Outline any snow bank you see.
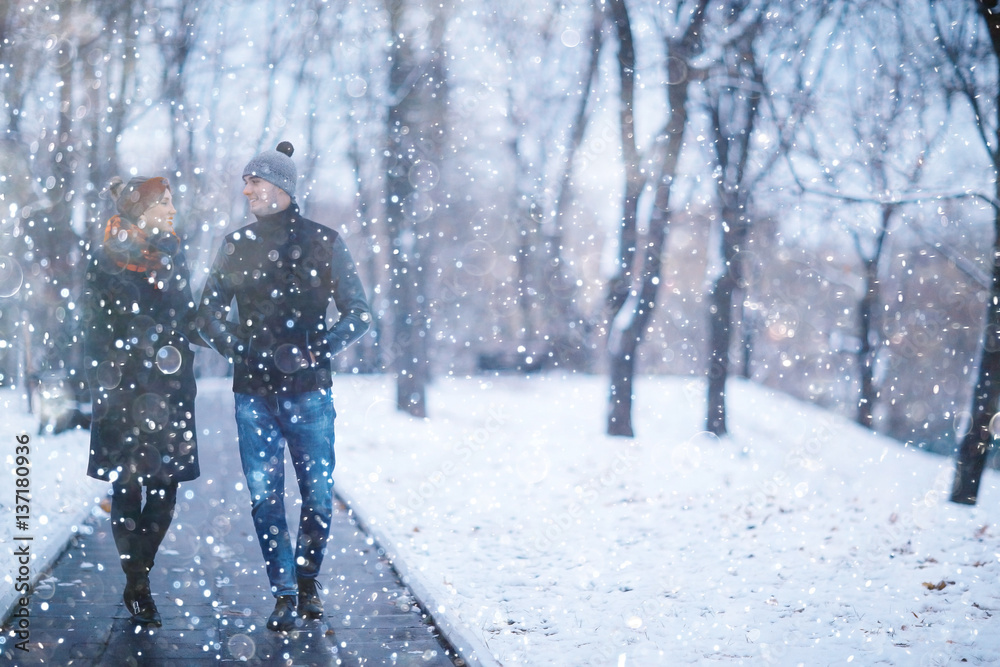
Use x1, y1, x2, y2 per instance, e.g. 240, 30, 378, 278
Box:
0, 390, 104, 620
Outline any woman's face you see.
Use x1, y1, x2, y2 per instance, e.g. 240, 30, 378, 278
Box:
140, 188, 176, 235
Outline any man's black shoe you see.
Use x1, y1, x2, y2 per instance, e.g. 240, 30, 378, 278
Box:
297, 577, 324, 619
267, 595, 298, 632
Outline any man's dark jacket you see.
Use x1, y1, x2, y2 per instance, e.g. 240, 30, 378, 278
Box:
197, 203, 371, 396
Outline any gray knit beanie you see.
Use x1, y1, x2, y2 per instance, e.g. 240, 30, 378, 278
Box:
243, 141, 297, 197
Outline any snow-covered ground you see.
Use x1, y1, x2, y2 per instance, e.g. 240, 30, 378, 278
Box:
3, 373, 999, 666
329, 373, 1000, 666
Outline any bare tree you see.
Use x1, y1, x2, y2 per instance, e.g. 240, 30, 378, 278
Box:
702, 6, 769, 436
0, 0, 144, 415
85, 0, 142, 248
545, 0, 606, 370
606, 0, 709, 437
841, 6, 949, 430
153, 0, 206, 255
602, 0, 642, 335
335, 2, 386, 374
383, 0, 450, 416
782, 2, 949, 429
945, 0, 1000, 504
487, 0, 603, 370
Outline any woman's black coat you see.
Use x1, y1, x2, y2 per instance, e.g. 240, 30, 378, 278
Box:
82, 242, 201, 485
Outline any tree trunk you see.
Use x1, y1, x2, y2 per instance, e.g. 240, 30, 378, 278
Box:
383, 0, 446, 417
856, 254, 879, 429
603, 0, 642, 328
542, 0, 604, 371
706, 214, 743, 436
851, 182, 893, 430
607, 0, 708, 436
604, 0, 640, 436
741, 303, 757, 380
704, 23, 760, 436
607, 212, 670, 437
385, 48, 428, 416
347, 138, 382, 374
36, 22, 80, 375
951, 254, 1000, 504
950, 0, 1000, 504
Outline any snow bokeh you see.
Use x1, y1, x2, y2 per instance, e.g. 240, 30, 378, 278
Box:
1, 1, 998, 664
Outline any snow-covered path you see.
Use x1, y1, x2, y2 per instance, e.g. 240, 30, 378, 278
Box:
1, 385, 461, 665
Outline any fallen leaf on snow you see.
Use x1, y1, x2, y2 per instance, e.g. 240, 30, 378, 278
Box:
922, 580, 952, 591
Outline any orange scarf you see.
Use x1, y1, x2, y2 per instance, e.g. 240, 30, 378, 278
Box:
103, 215, 179, 273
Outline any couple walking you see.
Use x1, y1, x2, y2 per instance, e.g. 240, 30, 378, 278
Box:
82, 143, 371, 632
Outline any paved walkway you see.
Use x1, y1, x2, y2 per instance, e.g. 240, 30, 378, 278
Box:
1, 389, 463, 666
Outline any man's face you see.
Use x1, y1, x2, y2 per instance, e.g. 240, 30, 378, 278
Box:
242, 176, 290, 216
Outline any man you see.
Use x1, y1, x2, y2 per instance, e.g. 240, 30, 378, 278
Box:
198, 141, 371, 631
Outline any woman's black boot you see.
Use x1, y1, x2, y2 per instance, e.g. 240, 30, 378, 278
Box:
123, 572, 162, 627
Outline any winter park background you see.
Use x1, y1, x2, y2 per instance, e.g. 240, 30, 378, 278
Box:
1, 1, 1000, 665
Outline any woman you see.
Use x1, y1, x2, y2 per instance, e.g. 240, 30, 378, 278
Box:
83, 176, 201, 627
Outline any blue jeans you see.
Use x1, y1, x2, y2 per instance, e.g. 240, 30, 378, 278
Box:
235, 390, 336, 597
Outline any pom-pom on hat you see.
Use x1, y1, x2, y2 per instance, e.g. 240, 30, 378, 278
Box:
242, 141, 297, 197
109, 176, 171, 223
